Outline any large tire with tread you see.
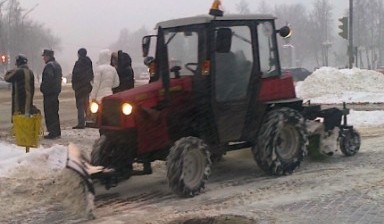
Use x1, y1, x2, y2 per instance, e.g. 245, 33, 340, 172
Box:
91, 135, 110, 166
167, 137, 212, 197
340, 128, 360, 156
253, 107, 307, 176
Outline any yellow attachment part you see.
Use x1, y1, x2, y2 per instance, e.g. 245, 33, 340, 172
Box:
13, 114, 42, 149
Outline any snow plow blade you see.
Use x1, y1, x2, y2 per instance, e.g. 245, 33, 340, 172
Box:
66, 143, 117, 194
66, 143, 101, 195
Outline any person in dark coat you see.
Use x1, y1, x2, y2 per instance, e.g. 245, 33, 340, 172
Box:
71, 48, 94, 129
40, 49, 62, 139
112, 50, 134, 93
4, 54, 35, 117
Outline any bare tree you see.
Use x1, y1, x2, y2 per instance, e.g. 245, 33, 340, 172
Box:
257, 0, 272, 14
308, 0, 333, 67
354, 0, 383, 69
236, 0, 250, 15
274, 4, 312, 68
109, 26, 150, 66
0, 0, 8, 57
378, 1, 384, 67
1, 0, 60, 75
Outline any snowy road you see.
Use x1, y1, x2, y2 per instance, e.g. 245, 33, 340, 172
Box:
80, 128, 384, 223
3, 127, 382, 224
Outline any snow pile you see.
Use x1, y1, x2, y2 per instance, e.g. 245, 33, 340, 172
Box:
296, 67, 384, 104
0, 143, 93, 222
0, 142, 66, 178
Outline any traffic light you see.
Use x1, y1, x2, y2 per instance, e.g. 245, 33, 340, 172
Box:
1, 54, 6, 64
338, 17, 348, 40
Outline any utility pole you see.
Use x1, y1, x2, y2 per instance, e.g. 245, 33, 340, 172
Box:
20, 3, 38, 74
348, 0, 354, 68
0, 0, 9, 64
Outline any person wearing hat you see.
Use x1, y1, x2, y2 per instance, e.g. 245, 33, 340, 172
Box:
71, 48, 94, 129
112, 50, 135, 93
40, 49, 62, 139
4, 54, 36, 117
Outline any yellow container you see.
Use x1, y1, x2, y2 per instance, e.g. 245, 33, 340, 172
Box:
13, 114, 42, 148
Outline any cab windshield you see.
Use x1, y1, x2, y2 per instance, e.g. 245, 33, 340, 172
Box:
164, 30, 199, 77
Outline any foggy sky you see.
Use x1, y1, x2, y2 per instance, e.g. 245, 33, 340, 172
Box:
19, 0, 347, 73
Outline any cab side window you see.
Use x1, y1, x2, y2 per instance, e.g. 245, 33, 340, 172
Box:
258, 22, 279, 78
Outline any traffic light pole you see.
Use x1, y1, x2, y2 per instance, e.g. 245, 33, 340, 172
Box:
348, 0, 353, 68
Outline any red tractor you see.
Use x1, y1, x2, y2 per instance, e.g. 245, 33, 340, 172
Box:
67, 5, 360, 197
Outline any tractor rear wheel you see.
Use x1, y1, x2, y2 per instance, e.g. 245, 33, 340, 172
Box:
167, 137, 212, 197
253, 107, 307, 176
340, 128, 360, 156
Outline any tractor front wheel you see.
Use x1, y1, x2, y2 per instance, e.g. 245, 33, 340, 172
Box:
167, 137, 212, 197
91, 135, 110, 166
340, 128, 360, 156
253, 107, 307, 176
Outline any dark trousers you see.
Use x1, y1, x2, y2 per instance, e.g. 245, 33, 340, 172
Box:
75, 93, 89, 126
43, 94, 61, 136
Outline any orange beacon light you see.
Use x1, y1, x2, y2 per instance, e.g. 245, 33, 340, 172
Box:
209, 0, 223, 17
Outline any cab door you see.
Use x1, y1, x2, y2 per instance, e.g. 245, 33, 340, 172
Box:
211, 24, 255, 143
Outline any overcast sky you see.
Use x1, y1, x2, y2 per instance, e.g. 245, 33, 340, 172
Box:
19, 0, 348, 73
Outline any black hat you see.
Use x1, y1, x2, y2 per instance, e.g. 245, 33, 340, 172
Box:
15, 54, 28, 66
78, 48, 87, 57
42, 49, 54, 57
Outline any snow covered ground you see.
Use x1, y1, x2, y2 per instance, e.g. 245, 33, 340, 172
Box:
1, 67, 384, 223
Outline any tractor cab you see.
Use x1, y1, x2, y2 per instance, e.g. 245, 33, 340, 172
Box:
142, 14, 293, 144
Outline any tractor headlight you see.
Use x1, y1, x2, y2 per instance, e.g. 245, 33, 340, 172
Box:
90, 101, 99, 114
122, 103, 133, 115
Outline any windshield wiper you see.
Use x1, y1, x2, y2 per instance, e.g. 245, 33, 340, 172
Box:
166, 32, 178, 45
232, 32, 251, 44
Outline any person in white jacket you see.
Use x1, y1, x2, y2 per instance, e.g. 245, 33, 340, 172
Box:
90, 49, 120, 102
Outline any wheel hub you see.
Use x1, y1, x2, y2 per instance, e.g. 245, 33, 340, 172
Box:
183, 150, 205, 189
276, 125, 299, 161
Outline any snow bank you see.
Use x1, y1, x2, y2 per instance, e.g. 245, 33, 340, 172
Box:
0, 143, 93, 222
349, 110, 384, 128
296, 67, 384, 104
0, 143, 66, 178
